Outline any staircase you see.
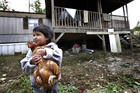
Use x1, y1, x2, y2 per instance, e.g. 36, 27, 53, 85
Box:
131, 34, 140, 48
120, 34, 140, 49
120, 36, 130, 49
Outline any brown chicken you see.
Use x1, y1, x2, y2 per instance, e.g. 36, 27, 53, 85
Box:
28, 41, 60, 90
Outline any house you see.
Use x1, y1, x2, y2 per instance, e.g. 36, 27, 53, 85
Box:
44, 0, 134, 53
0, 11, 49, 55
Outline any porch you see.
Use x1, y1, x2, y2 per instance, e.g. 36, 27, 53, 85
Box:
53, 7, 130, 33
52, 7, 131, 52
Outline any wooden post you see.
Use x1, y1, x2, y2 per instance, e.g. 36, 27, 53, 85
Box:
51, 0, 55, 27
123, 6, 127, 29
97, 0, 106, 52
51, 0, 55, 41
110, 13, 113, 28
125, 4, 130, 29
53, 31, 55, 42
97, 0, 103, 29
97, 34, 106, 52
102, 35, 106, 52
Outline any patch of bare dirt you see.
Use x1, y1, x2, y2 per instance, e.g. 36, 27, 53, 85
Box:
61, 51, 140, 92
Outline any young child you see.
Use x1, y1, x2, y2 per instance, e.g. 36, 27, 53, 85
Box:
20, 25, 63, 93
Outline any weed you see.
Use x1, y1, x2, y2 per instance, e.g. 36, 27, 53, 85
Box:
87, 83, 123, 93
104, 83, 124, 93
121, 76, 140, 88
58, 83, 77, 93
5, 75, 33, 93
2, 74, 77, 93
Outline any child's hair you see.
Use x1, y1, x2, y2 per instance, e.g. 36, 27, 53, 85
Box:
33, 25, 54, 44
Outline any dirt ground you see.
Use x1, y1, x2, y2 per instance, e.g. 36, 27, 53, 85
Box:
0, 49, 140, 92
61, 50, 140, 92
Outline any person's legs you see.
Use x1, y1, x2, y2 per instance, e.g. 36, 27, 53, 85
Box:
33, 86, 46, 93
33, 81, 58, 93
46, 81, 58, 93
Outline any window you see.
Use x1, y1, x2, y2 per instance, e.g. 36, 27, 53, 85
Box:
23, 17, 28, 29
39, 18, 43, 25
28, 18, 38, 30
23, 18, 43, 30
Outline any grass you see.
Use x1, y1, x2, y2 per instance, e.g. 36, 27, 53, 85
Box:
3, 76, 139, 93
0, 54, 77, 93
2, 75, 77, 93
0, 55, 24, 78
121, 76, 140, 89
5, 75, 33, 93
58, 83, 77, 93
86, 75, 140, 93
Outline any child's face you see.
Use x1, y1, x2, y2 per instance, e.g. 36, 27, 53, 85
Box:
33, 31, 49, 46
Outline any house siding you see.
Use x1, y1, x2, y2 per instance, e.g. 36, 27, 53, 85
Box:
0, 16, 49, 43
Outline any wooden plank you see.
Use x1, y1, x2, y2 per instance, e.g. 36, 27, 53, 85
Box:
54, 28, 87, 33
87, 31, 130, 35
0, 11, 46, 18
55, 32, 65, 43
97, 34, 103, 40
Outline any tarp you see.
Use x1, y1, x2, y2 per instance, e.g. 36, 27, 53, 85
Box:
65, 8, 76, 19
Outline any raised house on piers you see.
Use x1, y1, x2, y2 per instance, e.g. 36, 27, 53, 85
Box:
45, 0, 134, 53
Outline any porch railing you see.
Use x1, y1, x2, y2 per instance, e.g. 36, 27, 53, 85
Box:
54, 7, 129, 31
111, 15, 129, 30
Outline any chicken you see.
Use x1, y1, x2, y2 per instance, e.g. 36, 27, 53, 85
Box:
28, 41, 60, 90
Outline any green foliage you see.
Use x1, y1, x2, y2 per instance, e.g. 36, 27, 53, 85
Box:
88, 76, 140, 93
104, 83, 124, 93
58, 83, 77, 93
121, 76, 140, 88
132, 26, 140, 37
133, 26, 140, 31
4, 76, 77, 93
88, 83, 123, 93
0, 0, 10, 11
30, 0, 45, 13
5, 75, 33, 93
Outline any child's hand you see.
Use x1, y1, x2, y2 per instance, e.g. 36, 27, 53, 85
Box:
31, 49, 46, 65
31, 55, 42, 65
36, 49, 46, 56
